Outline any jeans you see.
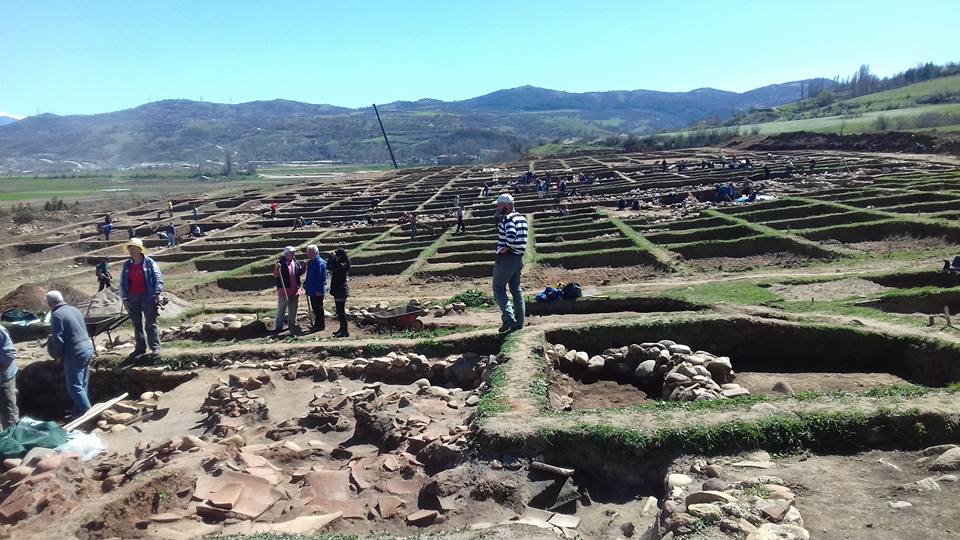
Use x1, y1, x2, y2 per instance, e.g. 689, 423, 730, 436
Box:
410, 224, 417, 239
456, 219, 465, 233
64, 350, 93, 419
276, 292, 299, 333
308, 294, 325, 329
128, 293, 160, 353
0, 377, 19, 430
167, 235, 176, 247
492, 253, 525, 329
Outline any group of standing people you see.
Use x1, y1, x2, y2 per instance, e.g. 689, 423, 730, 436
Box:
271, 245, 351, 338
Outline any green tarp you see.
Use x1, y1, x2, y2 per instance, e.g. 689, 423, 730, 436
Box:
0, 420, 69, 458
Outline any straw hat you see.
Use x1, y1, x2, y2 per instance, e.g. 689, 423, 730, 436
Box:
123, 237, 147, 254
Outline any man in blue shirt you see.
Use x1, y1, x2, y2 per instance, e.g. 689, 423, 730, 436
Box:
303, 244, 328, 332
0, 325, 19, 429
46, 291, 95, 419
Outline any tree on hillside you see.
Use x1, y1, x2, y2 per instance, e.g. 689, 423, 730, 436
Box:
223, 149, 233, 176
510, 141, 530, 159
815, 90, 835, 107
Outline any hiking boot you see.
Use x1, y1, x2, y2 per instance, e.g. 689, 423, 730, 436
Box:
498, 324, 515, 334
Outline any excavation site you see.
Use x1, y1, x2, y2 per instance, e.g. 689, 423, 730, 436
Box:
0, 147, 958, 540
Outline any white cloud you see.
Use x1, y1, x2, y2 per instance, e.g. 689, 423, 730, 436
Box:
0, 111, 26, 120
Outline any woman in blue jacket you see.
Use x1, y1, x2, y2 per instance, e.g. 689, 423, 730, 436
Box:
119, 238, 164, 358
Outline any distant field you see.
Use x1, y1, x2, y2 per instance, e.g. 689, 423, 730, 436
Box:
257, 164, 393, 176
529, 142, 613, 158
0, 173, 288, 203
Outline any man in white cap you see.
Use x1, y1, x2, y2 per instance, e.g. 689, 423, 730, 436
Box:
272, 246, 305, 336
46, 290, 95, 418
119, 238, 165, 358
492, 193, 528, 333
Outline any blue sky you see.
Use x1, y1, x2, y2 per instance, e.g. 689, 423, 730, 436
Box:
1, 0, 957, 117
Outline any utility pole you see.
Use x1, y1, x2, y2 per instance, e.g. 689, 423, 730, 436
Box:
373, 103, 399, 169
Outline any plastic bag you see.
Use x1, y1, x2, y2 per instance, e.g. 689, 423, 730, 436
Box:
55, 431, 107, 461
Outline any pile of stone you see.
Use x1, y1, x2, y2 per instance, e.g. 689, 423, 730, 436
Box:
433, 302, 467, 318
342, 351, 496, 387
0, 448, 90, 524
96, 435, 209, 493
300, 393, 353, 432
201, 373, 272, 434
547, 340, 749, 401
346, 301, 390, 322
91, 391, 163, 434
661, 454, 809, 539
162, 314, 267, 341
919, 443, 960, 473
281, 359, 331, 381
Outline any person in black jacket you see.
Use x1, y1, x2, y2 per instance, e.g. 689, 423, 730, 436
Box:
328, 248, 351, 338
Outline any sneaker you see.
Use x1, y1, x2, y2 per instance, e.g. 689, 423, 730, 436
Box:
498, 325, 515, 334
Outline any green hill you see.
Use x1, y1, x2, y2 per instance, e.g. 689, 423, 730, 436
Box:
732, 75, 960, 135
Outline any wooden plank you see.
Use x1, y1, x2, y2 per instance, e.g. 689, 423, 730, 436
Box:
64, 392, 129, 432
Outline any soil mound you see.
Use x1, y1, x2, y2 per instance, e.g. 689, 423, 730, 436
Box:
739, 131, 960, 155
0, 281, 89, 312
75, 289, 193, 318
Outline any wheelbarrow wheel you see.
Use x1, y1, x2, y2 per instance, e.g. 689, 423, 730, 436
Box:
408, 319, 424, 331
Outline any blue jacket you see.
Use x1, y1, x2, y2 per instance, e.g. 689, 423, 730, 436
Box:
49, 303, 94, 362
303, 257, 328, 296
0, 326, 17, 382
119, 256, 164, 299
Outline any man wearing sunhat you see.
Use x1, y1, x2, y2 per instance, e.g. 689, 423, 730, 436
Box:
492, 193, 528, 333
272, 246, 305, 337
119, 238, 165, 358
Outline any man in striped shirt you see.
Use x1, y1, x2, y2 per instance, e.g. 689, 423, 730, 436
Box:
493, 193, 528, 333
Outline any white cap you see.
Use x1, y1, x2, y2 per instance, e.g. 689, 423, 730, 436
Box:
45, 290, 64, 307
494, 193, 514, 205
283, 246, 296, 255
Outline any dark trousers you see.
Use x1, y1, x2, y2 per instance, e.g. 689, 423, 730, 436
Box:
335, 300, 348, 334
308, 294, 325, 329
456, 218, 465, 233
98, 278, 111, 292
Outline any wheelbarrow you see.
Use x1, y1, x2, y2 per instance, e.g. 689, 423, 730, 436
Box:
85, 313, 130, 350
369, 305, 426, 334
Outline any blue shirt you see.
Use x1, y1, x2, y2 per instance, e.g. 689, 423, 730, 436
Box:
49, 304, 94, 362
303, 257, 328, 296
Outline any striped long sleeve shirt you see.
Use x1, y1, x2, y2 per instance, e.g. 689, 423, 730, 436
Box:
497, 211, 528, 255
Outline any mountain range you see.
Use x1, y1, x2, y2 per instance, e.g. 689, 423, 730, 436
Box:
0, 78, 833, 171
